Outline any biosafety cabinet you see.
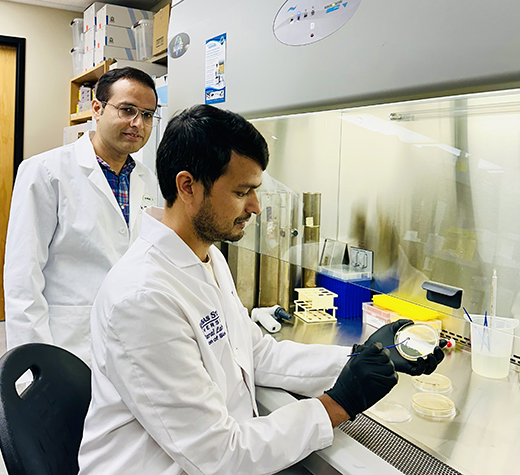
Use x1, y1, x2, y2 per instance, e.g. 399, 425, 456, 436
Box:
166, 3, 520, 474
167, 0, 520, 116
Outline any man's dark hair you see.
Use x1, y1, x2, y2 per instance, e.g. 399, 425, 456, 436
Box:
95, 67, 158, 106
156, 104, 269, 207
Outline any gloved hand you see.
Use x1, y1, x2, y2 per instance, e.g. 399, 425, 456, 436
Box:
365, 319, 445, 376
325, 343, 398, 420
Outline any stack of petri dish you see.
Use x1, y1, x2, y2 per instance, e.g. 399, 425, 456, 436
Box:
395, 323, 456, 421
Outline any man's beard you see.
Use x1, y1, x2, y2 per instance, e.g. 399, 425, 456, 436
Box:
193, 198, 250, 244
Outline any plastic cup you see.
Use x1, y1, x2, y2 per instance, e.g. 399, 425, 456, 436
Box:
70, 18, 84, 50
132, 19, 154, 61
70, 47, 84, 78
470, 316, 518, 379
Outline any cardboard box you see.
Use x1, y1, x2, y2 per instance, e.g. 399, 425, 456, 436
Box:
152, 5, 170, 56
83, 2, 105, 33
97, 4, 153, 29
94, 45, 136, 65
83, 50, 95, 72
84, 27, 95, 53
96, 25, 135, 49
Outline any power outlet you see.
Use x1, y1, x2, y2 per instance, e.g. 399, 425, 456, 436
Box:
349, 247, 373, 274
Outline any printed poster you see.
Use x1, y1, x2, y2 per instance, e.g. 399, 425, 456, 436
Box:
205, 33, 226, 104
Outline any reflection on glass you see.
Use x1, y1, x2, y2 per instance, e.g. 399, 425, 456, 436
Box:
227, 89, 520, 347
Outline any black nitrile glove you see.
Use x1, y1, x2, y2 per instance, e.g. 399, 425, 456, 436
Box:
365, 319, 445, 376
325, 343, 398, 420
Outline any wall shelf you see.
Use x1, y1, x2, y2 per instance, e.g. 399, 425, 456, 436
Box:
69, 60, 114, 125
147, 51, 167, 66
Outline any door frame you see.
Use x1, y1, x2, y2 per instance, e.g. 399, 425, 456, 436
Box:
0, 35, 25, 180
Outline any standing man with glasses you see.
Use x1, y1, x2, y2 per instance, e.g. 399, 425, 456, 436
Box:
4, 67, 160, 366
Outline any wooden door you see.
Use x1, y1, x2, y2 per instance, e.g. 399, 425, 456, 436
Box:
0, 44, 17, 321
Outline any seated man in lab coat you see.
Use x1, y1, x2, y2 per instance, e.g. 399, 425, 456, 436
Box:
4, 67, 160, 365
78, 104, 444, 475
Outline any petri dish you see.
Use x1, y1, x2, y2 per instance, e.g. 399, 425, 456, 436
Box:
368, 402, 411, 423
412, 373, 452, 393
395, 323, 439, 361
411, 393, 455, 421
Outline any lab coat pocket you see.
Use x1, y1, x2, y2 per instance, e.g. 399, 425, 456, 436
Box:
48, 305, 92, 362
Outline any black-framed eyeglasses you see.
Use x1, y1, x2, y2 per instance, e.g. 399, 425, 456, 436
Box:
101, 101, 161, 128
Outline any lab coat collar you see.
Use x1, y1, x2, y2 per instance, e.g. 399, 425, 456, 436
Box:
141, 208, 216, 271
74, 132, 147, 232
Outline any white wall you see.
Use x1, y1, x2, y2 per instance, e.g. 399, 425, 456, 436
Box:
0, 1, 78, 159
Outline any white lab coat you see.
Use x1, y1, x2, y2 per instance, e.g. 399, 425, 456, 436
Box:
3, 132, 158, 365
78, 209, 351, 475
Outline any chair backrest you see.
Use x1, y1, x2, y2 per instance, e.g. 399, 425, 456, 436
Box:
0, 343, 91, 475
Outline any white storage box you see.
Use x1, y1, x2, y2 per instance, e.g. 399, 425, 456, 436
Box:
96, 25, 135, 49
63, 121, 93, 145
83, 2, 105, 32
97, 4, 153, 29
83, 50, 95, 72
95, 45, 136, 65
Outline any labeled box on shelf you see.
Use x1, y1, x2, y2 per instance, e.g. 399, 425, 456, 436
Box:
95, 45, 136, 65
84, 27, 95, 53
152, 4, 170, 56
96, 25, 135, 49
78, 84, 93, 103
83, 50, 95, 72
76, 101, 92, 114
83, 2, 105, 33
97, 4, 153, 29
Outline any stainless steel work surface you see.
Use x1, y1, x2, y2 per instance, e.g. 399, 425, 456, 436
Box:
268, 317, 520, 475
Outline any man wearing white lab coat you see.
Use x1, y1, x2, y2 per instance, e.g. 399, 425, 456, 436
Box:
3, 67, 160, 365
79, 105, 443, 474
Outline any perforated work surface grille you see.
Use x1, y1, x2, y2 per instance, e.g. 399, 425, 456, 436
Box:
338, 414, 463, 475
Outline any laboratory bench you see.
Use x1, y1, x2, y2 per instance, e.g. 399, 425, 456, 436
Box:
255, 317, 520, 475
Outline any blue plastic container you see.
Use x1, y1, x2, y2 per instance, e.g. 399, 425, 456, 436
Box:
316, 273, 371, 319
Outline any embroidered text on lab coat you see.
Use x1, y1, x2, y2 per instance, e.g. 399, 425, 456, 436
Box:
200, 311, 227, 345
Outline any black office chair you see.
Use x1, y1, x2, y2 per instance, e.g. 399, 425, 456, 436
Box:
0, 343, 91, 475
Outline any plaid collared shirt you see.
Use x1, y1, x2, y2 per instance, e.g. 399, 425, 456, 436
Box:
96, 155, 136, 225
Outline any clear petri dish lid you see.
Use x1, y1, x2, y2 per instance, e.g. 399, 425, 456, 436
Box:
412, 373, 452, 393
368, 402, 411, 423
411, 393, 455, 420
395, 323, 439, 361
